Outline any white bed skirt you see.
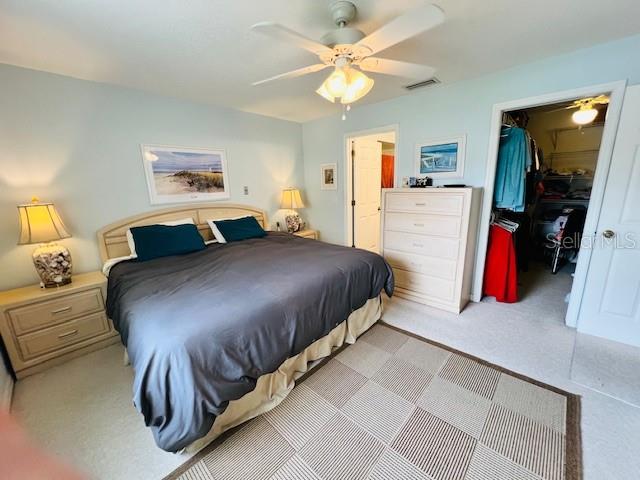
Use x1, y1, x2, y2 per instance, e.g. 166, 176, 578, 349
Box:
184, 295, 382, 453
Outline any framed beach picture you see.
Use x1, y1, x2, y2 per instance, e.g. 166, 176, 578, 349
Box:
321, 163, 337, 190
415, 135, 466, 178
140, 145, 230, 204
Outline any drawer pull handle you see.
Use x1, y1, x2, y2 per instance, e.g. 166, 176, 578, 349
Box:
415, 202, 426, 206
412, 242, 424, 248
413, 223, 425, 227
58, 330, 78, 339
51, 306, 72, 315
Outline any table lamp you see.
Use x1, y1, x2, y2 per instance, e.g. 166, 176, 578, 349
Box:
17, 197, 73, 288
280, 188, 305, 233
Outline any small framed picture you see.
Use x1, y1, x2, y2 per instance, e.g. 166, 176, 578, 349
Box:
141, 144, 230, 204
321, 163, 337, 190
415, 135, 466, 178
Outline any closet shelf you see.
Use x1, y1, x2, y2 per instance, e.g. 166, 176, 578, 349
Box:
539, 198, 590, 205
543, 175, 593, 181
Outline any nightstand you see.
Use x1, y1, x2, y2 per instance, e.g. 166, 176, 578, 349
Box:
294, 229, 319, 240
0, 271, 119, 378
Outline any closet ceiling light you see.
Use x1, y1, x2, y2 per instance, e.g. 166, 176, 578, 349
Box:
572, 107, 598, 125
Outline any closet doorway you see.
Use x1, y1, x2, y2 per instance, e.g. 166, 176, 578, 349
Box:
344, 126, 398, 253
474, 82, 626, 327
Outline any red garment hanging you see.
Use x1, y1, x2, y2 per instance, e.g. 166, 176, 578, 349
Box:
483, 224, 518, 303
381, 154, 395, 188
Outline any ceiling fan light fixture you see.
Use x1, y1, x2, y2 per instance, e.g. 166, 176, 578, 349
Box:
324, 67, 349, 97
340, 69, 374, 104
316, 83, 336, 103
316, 66, 374, 105
572, 107, 598, 125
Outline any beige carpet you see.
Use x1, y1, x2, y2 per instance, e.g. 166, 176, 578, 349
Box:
167, 323, 582, 480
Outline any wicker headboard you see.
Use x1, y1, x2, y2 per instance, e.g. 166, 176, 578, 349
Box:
96, 203, 268, 262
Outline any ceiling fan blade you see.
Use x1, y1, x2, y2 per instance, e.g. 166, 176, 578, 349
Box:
358, 57, 435, 80
356, 4, 444, 55
251, 22, 333, 56
252, 64, 329, 86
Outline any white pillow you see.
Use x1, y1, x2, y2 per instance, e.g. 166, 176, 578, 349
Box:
207, 215, 252, 244
126, 217, 195, 256
102, 255, 136, 277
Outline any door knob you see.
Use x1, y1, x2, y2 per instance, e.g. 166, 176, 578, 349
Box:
602, 229, 616, 239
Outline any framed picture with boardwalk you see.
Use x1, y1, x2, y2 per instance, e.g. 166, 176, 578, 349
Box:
415, 135, 466, 179
140, 144, 230, 204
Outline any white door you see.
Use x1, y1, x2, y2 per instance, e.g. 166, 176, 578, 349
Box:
578, 85, 640, 347
353, 137, 382, 253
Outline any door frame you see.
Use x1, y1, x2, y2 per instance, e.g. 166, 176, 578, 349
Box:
472, 80, 627, 328
344, 124, 399, 248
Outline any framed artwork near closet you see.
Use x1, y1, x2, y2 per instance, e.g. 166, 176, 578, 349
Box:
415, 135, 466, 178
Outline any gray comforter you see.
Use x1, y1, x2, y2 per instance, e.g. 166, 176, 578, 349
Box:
106, 232, 393, 452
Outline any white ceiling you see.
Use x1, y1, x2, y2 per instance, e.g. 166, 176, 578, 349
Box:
1, 0, 639, 123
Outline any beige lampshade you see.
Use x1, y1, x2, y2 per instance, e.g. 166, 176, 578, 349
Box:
17, 199, 71, 245
280, 188, 305, 209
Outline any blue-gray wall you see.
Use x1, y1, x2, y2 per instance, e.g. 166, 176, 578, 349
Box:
301, 34, 640, 246
0, 64, 303, 291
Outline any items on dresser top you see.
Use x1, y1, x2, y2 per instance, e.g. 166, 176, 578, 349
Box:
381, 188, 481, 313
0, 272, 119, 378
16, 198, 73, 288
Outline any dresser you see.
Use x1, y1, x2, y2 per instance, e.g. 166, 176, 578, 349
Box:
0, 271, 119, 378
381, 188, 481, 313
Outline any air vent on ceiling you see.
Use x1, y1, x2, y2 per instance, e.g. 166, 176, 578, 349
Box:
404, 77, 441, 90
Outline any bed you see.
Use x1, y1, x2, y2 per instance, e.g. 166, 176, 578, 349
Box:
98, 204, 394, 453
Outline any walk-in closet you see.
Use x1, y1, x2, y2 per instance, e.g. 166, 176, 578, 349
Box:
482, 95, 609, 317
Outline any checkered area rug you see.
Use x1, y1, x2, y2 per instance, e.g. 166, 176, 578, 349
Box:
168, 324, 581, 480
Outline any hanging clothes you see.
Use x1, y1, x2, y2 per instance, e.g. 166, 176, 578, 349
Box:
483, 224, 518, 303
500, 210, 532, 272
381, 154, 395, 188
494, 126, 532, 212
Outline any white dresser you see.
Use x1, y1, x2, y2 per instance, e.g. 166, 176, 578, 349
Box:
381, 188, 481, 313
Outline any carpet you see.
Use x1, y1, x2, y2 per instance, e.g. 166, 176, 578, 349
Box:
166, 323, 581, 480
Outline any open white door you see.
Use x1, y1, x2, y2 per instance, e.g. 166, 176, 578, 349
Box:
352, 137, 382, 253
578, 85, 640, 347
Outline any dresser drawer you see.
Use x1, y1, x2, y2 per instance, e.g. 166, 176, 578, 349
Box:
394, 268, 455, 301
384, 231, 460, 260
17, 312, 111, 361
384, 212, 462, 238
385, 192, 463, 215
9, 288, 104, 336
384, 249, 457, 281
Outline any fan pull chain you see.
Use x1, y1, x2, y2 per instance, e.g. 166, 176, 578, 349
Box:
341, 104, 351, 121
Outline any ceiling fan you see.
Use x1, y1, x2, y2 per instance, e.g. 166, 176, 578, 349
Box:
251, 1, 444, 109
550, 95, 610, 125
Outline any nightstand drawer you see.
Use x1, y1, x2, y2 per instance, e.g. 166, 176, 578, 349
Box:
17, 312, 111, 361
9, 288, 104, 336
